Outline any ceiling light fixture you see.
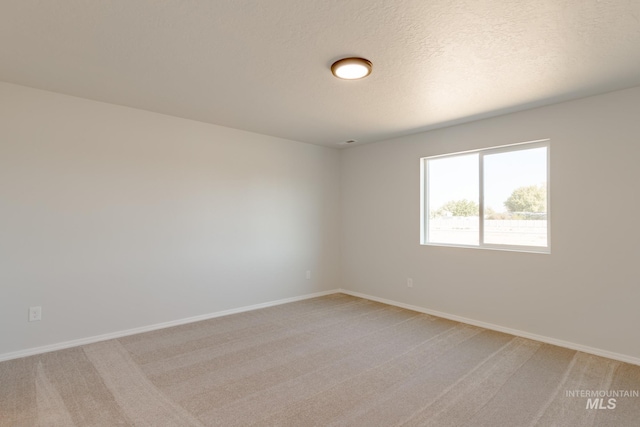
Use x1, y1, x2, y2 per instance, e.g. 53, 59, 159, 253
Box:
331, 57, 372, 80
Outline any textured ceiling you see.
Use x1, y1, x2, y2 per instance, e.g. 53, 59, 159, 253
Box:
1, 1, 639, 147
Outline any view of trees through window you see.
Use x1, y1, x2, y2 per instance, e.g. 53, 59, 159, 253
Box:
423, 142, 549, 251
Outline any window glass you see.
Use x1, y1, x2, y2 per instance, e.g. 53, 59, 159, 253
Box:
427, 154, 479, 246
483, 147, 547, 247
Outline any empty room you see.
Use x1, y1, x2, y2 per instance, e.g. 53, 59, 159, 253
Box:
1, 1, 640, 426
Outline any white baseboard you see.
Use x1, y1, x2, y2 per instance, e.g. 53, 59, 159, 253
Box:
338, 289, 640, 367
0, 289, 340, 363
3, 288, 639, 367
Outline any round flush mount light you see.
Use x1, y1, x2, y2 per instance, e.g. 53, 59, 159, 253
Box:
331, 57, 372, 80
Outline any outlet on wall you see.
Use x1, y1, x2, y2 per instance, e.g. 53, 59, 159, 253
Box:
29, 306, 42, 322
407, 278, 414, 288
306, 270, 311, 280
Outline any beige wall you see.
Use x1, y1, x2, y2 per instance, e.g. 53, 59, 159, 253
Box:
341, 86, 640, 360
0, 82, 341, 356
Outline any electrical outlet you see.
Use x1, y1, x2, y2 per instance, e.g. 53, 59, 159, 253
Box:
29, 306, 42, 322
407, 278, 414, 288
306, 270, 311, 280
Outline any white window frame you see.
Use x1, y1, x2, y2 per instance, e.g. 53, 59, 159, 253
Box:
420, 139, 550, 254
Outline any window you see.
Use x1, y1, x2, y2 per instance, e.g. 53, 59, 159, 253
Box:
421, 140, 549, 253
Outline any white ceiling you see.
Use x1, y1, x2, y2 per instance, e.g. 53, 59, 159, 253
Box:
1, 1, 639, 147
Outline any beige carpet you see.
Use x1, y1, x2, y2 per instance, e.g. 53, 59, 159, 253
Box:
2, 293, 639, 426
